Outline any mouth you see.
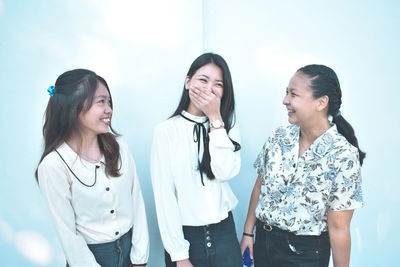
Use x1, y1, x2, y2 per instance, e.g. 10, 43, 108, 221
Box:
287, 109, 295, 117
101, 118, 111, 125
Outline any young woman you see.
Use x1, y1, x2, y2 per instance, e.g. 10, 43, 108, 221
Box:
240, 64, 365, 267
36, 69, 149, 267
151, 53, 242, 267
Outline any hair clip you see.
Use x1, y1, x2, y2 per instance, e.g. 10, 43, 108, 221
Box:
47, 85, 55, 97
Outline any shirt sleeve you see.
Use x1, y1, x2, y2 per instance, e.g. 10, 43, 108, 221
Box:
150, 125, 190, 261
328, 149, 364, 211
253, 136, 272, 180
127, 152, 150, 265
208, 123, 241, 181
38, 156, 100, 267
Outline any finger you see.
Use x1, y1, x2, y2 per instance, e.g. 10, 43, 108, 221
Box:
249, 243, 254, 259
240, 242, 245, 255
190, 85, 202, 96
191, 91, 209, 107
192, 88, 211, 102
190, 90, 207, 105
189, 93, 201, 107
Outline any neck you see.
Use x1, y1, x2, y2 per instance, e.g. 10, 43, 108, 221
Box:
299, 119, 331, 145
187, 102, 205, 117
67, 132, 101, 161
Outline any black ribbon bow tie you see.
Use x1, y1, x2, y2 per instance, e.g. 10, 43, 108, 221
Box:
180, 113, 209, 186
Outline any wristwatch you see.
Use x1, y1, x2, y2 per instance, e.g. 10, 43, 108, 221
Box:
210, 119, 225, 129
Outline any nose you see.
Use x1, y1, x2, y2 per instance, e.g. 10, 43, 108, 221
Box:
202, 82, 213, 92
105, 104, 112, 114
282, 94, 289, 105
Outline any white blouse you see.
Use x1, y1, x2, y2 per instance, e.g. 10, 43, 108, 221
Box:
38, 138, 149, 266
150, 111, 241, 261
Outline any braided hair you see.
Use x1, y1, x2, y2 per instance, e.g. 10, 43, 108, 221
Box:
297, 64, 366, 165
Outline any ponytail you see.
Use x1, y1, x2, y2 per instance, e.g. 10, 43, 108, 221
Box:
333, 114, 366, 165
297, 64, 366, 165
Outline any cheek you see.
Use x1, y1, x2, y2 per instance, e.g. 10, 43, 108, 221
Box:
212, 87, 223, 97
190, 80, 202, 88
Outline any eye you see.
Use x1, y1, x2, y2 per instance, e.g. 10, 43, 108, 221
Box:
97, 99, 105, 104
199, 78, 207, 83
215, 83, 223, 88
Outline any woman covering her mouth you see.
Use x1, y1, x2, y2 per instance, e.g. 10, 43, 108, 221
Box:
151, 53, 242, 267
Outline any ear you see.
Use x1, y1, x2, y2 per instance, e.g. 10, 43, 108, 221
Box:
185, 76, 190, 90
316, 95, 329, 112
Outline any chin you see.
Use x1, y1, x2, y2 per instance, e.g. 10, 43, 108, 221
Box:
98, 128, 109, 135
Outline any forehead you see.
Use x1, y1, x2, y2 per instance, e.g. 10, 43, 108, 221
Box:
94, 82, 110, 97
288, 72, 312, 92
194, 63, 223, 80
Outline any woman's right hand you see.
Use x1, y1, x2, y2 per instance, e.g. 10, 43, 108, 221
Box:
240, 235, 254, 260
176, 258, 193, 267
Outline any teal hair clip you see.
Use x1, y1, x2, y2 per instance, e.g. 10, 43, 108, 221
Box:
47, 85, 55, 97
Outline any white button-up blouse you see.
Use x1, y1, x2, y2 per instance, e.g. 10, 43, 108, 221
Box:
254, 124, 364, 235
150, 111, 241, 261
38, 138, 149, 266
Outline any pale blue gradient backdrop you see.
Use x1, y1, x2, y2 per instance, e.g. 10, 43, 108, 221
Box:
0, 0, 398, 266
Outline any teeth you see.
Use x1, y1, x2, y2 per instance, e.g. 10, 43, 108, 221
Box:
102, 118, 110, 123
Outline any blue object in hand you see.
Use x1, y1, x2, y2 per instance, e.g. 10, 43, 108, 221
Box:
243, 247, 253, 266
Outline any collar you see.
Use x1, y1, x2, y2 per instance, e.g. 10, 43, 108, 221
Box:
299, 124, 338, 160
181, 110, 208, 124
57, 142, 105, 167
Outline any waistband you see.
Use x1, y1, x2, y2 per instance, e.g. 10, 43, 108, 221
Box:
183, 211, 233, 230
256, 220, 328, 237
87, 228, 132, 249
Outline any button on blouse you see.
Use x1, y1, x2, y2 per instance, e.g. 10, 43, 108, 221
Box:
38, 138, 149, 266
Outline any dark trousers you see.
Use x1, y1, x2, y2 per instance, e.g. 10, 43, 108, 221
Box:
67, 228, 133, 267
254, 220, 330, 267
165, 212, 242, 267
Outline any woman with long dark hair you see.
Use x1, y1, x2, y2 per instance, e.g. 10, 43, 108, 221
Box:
240, 64, 365, 267
151, 53, 242, 267
36, 69, 149, 267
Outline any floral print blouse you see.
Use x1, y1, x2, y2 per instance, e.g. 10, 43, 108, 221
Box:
254, 124, 363, 235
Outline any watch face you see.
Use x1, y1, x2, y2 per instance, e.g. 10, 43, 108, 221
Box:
212, 120, 222, 128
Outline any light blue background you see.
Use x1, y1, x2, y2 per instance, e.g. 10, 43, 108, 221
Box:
1, 0, 399, 266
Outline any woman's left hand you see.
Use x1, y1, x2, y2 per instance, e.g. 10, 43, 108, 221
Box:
189, 85, 222, 120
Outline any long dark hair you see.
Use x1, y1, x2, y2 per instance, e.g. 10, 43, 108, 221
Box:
297, 64, 366, 165
171, 53, 241, 179
35, 69, 121, 181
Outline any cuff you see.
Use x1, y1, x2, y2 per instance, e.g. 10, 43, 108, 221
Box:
209, 129, 234, 149
169, 250, 190, 262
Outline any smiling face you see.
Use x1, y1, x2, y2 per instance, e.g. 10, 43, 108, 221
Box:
186, 63, 224, 99
283, 72, 323, 127
185, 63, 224, 116
78, 81, 112, 138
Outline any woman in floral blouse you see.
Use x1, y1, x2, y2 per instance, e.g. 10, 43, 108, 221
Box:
240, 64, 365, 267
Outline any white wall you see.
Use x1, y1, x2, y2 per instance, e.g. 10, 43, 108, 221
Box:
0, 0, 399, 266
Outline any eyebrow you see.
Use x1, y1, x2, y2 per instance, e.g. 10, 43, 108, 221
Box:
94, 95, 110, 99
197, 74, 223, 83
286, 87, 296, 93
